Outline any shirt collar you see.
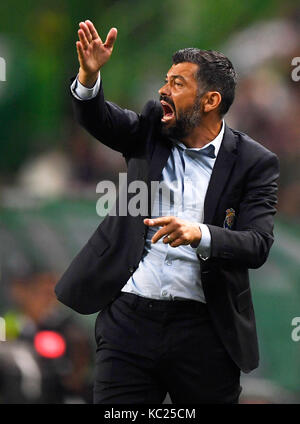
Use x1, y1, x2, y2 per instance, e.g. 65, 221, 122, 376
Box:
175, 120, 225, 159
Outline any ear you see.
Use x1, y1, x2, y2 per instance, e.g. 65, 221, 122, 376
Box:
202, 91, 222, 113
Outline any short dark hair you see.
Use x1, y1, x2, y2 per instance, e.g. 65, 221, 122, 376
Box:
172, 48, 237, 116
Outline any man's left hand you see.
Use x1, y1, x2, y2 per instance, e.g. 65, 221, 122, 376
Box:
144, 216, 202, 248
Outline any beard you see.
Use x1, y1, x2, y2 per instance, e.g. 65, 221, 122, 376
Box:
160, 92, 203, 141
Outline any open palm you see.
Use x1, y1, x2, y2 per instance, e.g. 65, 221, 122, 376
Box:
76, 20, 117, 74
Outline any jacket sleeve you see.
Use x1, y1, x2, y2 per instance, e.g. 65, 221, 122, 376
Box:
70, 76, 158, 156
206, 153, 280, 269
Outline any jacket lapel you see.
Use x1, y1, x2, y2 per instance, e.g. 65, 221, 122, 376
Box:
149, 137, 172, 182
147, 136, 172, 216
204, 124, 238, 224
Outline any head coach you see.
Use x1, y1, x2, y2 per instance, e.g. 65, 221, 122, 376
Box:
55, 20, 280, 404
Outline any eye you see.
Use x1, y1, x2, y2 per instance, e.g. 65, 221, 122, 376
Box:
175, 81, 183, 87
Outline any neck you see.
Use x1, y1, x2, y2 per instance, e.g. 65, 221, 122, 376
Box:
182, 116, 223, 148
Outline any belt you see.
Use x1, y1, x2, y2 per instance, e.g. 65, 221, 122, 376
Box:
117, 292, 208, 313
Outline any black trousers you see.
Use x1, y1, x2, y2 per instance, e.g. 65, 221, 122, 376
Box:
94, 292, 241, 404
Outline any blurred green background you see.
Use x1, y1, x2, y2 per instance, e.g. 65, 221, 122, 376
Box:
0, 0, 300, 404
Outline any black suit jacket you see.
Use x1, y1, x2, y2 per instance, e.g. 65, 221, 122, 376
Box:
55, 79, 280, 373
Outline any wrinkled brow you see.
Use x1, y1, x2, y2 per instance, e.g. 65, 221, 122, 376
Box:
165, 74, 186, 82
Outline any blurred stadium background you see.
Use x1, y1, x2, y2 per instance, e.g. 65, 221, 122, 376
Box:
0, 0, 299, 403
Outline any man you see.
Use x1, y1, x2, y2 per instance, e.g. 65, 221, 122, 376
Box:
55, 20, 280, 404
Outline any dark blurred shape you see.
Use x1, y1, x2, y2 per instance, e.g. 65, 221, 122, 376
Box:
0, 271, 93, 403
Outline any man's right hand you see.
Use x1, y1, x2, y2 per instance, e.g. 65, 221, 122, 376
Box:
76, 20, 117, 88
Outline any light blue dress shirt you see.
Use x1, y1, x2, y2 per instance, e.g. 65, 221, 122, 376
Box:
71, 75, 225, 303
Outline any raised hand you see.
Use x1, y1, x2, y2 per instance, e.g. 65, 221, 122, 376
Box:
76, 20, 117, 87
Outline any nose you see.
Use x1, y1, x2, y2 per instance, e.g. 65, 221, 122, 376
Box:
158, 82, 171, 97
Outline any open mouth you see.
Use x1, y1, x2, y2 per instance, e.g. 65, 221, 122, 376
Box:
160, 100, 175, 123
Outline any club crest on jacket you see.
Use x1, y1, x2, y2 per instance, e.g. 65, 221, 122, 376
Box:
224, 208, 236, 229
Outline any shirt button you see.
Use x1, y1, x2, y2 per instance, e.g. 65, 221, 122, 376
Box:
162, 290, 168, 297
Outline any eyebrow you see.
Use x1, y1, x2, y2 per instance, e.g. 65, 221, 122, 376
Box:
165, 74, 186, 82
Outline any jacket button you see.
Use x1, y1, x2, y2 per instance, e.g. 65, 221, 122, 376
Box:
129, 266, 134, 274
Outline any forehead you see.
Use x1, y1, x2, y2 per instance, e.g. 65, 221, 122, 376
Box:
166, 62, 199, 80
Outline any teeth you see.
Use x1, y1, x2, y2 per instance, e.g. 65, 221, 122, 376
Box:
160, 101, 175, 122
161, 102, 173, 116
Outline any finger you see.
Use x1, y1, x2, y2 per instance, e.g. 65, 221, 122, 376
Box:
162, 235, 175, 244
85, 20, 102, 41
152, 229, 168, 244
104, 27, 118, 49
76, 41, 85, 62
78, 29, 89, 50
169, 238, 184, 248
163, 226, 182, 244
169, 236, 190, 248
151, 225, 173, 244
79, 22, 92, 43
144, 216, 172, 227
144, 218, 156, 226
